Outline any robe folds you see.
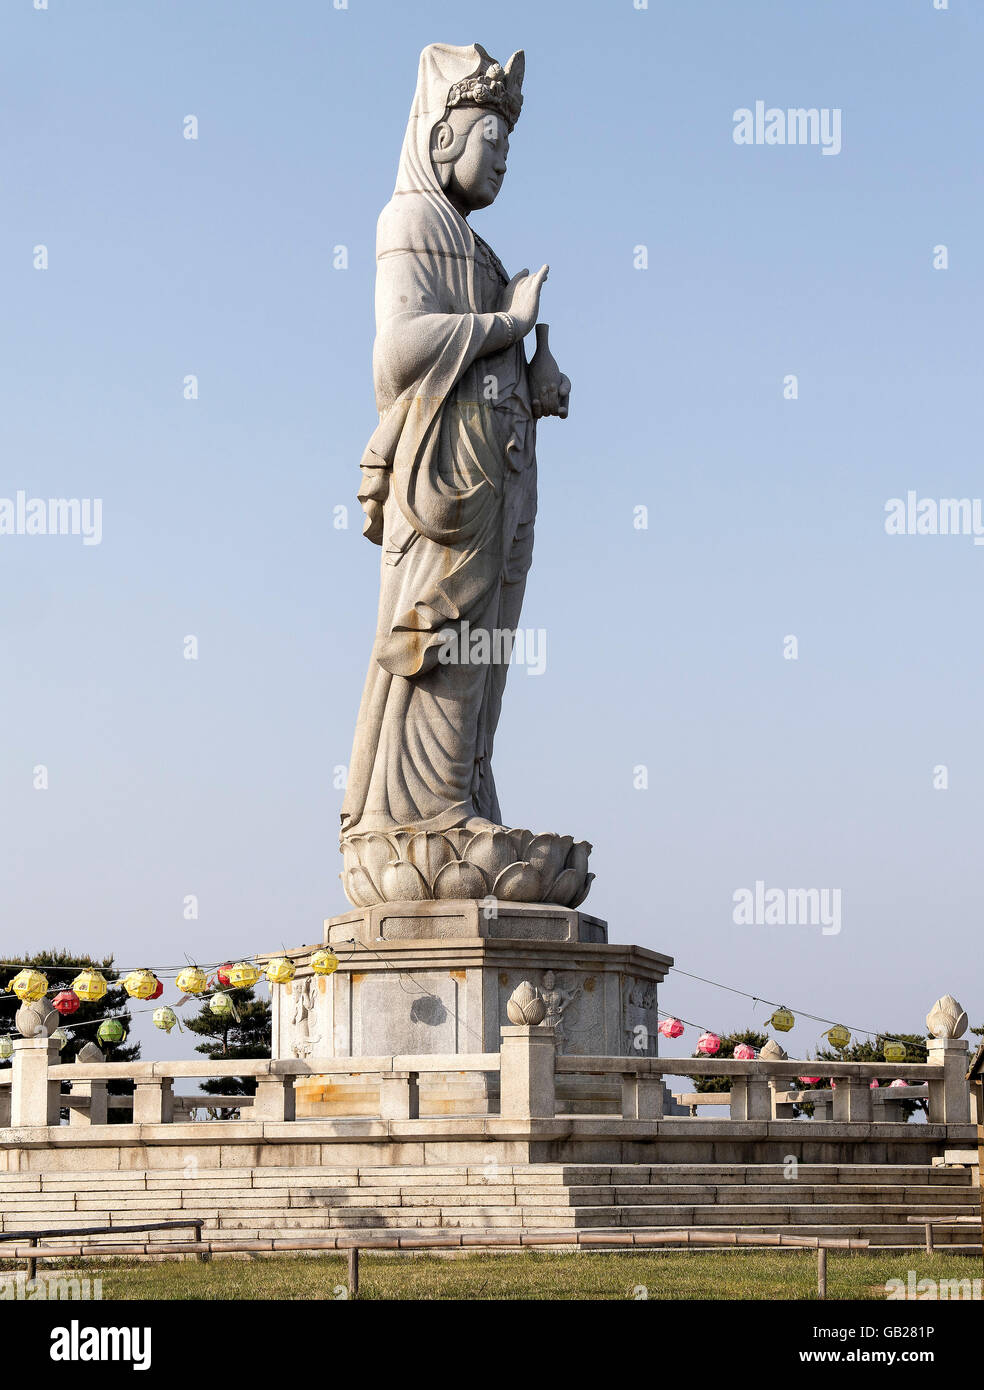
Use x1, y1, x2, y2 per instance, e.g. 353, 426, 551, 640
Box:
340, 46, 537, 838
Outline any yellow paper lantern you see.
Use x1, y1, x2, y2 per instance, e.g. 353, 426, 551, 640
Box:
769, 1006, 795, 1033
310, 949, 339, 977
71, 969, 108, 1004
209, 991, 235, 1017
227, 961, 261, 989
175, 966, 208, 996
882, 1040, 907, 1062
153, 1006, 178, 1033
265, 956, 296, 985
122, 968, 159, 1000
8, 968, 49, 1003
824, 1025, 851, 1049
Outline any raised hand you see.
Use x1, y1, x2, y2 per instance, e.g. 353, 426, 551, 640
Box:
500, 264, 549, 338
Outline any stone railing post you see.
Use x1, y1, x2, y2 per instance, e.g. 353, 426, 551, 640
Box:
499, 1026, 556, 1120
69, 1079, 108, 1126
730, 1070, 772, 1120
253, 1074, 296, 1122
832, 1074, 873, 1123
0, 1082, 10, 1127
379, 1070, 420, 1120
132, 1077, 175, 1124
926, 1037, 970, 1124
10, 1036, 61, 1127
620, 1071, 665, 1119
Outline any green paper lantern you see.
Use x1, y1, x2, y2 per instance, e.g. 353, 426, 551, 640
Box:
96, 1019, 126, 1047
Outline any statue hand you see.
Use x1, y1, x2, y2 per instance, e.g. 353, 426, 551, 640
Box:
529, 325, 571, 420
500, 264, 548, 338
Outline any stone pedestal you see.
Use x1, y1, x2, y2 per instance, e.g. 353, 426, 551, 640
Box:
263, 900, 672, 1117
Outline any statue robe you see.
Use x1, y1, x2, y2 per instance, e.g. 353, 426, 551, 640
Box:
340, 46, 536, 838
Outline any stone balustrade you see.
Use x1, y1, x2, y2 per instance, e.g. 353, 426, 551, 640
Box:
0, 1029, 970, 1129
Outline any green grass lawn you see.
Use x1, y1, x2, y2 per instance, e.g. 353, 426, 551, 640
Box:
5, 1250, 983, 1301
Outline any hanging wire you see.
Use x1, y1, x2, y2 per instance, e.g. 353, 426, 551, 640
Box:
0, 950, 932, 1054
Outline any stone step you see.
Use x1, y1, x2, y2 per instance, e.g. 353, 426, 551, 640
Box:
563, 1183, 979, 1206
1, 1163, 969, 1186
554, 1164, 972, 1186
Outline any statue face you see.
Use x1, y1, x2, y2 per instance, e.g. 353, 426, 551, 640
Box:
543, 971, 555, 989
435, 109, 509, 214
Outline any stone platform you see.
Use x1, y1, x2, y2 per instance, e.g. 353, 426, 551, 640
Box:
266, 900, 672, 1117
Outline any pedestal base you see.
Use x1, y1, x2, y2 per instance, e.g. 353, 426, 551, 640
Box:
264, 901, 672, 1118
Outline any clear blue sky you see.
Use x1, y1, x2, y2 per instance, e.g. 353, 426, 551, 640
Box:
2, 0, 981, 1065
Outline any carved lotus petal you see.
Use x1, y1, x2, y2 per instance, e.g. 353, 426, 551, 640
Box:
510, 828, 536, 859
463, 829, 520, 883
506, 980, 546, 1026
406, 832, 456, 886
358, 835, 396, 892
380, 859, 430, 902
565, 841, 592, 879
926, 994, 968, 1039
432, 860, 489, 900
345, 865, 382, 909
526, 833, 572, 894
566, 872, 595, 910
386, 831, 413, 862
492, 862, 542, 902
543, 867, 580, 907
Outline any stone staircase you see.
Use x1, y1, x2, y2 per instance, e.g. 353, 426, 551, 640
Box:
0, 1163, 977, 1252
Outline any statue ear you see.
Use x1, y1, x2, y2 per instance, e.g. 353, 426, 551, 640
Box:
430, 120, 457, 162
430, 119, 462, 187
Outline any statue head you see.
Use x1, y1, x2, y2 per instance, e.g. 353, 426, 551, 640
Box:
429, 49, 524, 217
431, 108, 509, 214
542, 970, 555, 990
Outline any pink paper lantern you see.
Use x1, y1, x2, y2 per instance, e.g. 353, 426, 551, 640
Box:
658, 1017, 684, 1039
889, 1078, 908, 1089
798, 1076, 821, 1085
696, 1032, 721, 1055
869, 1079, 880, 1089
733, 1043, 756, 1060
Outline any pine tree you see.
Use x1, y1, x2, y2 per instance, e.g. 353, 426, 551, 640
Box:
184, 986, 272, 1100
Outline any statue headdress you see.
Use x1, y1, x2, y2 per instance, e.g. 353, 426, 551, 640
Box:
445, 49, 524, 131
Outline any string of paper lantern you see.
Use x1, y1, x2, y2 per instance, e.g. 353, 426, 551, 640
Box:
666, 965, 924, 1052
0, 949, 921, 1068
0, 948, 342, 1051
